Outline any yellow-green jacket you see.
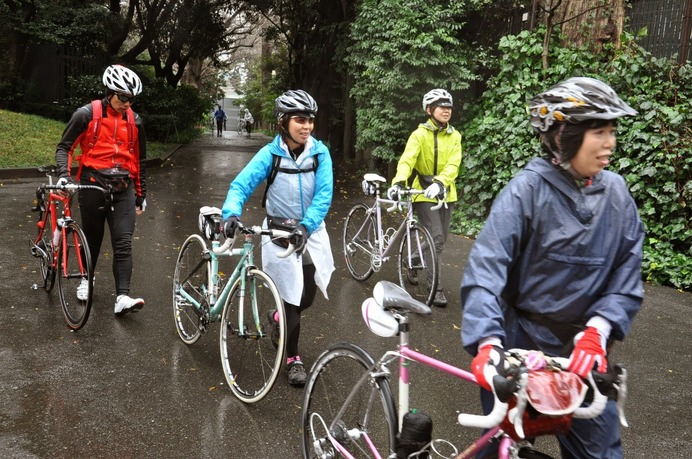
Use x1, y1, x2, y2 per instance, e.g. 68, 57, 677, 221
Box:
392, 119, 462, 203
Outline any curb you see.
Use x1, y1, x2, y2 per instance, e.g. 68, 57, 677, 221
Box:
0, 144, 184, 181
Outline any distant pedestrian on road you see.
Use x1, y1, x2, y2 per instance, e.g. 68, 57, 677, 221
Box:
55, 64, 147, 316
213, 105, 227, 137
461, 77, 643, 458
243, 108, 254, 137
221, 89, 335, 387
387, 88, 462, 307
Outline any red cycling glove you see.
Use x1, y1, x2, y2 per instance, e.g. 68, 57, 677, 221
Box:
471, 344, 504, 392
567, 326, 607, 378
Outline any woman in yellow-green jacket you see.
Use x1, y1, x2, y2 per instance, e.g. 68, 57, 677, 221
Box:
387, 88, 462, 306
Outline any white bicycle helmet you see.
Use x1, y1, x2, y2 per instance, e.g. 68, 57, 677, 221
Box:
422, 89, 453, 111
529, 77, 636, 133
274, 89, 318, 120
102, 65, 143, 96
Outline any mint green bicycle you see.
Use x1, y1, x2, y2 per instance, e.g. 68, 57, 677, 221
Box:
173, 206, 294, 403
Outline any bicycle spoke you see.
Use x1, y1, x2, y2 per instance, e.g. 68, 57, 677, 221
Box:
301, 343, 397, 458
220, 269, 285, 403
173, 234, 209, 344
344, 204, 376, 281
398, 224, 438, 306
57, 222, 93, 330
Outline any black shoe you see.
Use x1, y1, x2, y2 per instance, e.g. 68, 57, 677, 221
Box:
267, 309, 279, 349
432, 289, 448, 307
287, 360, 307, 387
407, 269, 419, 285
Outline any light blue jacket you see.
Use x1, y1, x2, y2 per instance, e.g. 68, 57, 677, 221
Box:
222, 135, 333, 234
461, 157, 644, 357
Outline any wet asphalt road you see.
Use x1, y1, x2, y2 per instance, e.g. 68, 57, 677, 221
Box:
0, 131, 690, 458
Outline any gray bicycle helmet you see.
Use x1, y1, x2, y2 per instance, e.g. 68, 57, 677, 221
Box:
102, 65, 143, 96
274, 89, 318, 121
422, 89, 454, 111
529, 77, 636, 133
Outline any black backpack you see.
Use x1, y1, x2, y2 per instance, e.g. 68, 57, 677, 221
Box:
262, 153, 319, 208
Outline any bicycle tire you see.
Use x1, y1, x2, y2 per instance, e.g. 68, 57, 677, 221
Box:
301, 342, 397, 459
237, 121, 244, 136
34, 206, 56, 291
219, 268, 285, 403
57, 221, 93, 330
173, 234, 209, 345
343, 203, 376, 281
398, 223, 438, 306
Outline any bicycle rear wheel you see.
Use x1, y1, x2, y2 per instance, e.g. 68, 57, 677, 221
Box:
57, 222, 93, 330
33, 207, 55, 291
219, 268, 285, 403
343, 203, 376, 281
398, 223, 438, 306
301, 342, 397, 459
173, 234, 209, 345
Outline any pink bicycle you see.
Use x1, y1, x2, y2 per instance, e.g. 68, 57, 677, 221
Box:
300, 281, 628, 458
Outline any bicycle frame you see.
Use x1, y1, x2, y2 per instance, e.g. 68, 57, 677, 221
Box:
34, 187, 83, 279
175, 233, 255, 323
339, 314, 496, 459
373, 195, 414, 264
304, 281, 623, 459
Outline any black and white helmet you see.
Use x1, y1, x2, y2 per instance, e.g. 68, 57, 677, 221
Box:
102, 65, 143, 96
529, 77, 636, 132
275, 89, 318, 121
422, 89, 453, 111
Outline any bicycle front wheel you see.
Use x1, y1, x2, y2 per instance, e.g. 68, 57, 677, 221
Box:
220, 268, 285, 403
301, 342, 397, 459
57, 222, 93, 330
173, 234, 210, 345
398, 223, 438, 306
237, 122, 244, 136
343, 204, 376, 281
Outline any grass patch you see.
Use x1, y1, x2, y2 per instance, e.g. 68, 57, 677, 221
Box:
0, 109, 171, 169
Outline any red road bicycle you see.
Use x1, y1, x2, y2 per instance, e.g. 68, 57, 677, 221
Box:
31, 165, 108, 330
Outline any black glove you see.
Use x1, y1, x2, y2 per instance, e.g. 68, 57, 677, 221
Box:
290, 224, 309, 254
222, 216, 240, 238
135, 196, 146, 208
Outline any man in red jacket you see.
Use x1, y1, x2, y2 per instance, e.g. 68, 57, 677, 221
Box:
56, 64, 147, 316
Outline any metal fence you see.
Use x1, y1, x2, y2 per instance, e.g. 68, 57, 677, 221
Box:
629, 0, 692, 63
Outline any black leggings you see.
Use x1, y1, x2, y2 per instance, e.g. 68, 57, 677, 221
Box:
284, 263, 317, 358
79, 184, 136, 296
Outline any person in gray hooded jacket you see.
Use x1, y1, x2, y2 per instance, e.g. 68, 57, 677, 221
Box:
461, 77, 643, 458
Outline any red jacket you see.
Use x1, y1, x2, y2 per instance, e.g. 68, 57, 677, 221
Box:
56, 98, 147, 197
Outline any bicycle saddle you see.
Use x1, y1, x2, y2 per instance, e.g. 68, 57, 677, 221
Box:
374, 281, 432, 316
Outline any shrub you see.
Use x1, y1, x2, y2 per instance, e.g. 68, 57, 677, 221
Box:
459, 28, 691, 290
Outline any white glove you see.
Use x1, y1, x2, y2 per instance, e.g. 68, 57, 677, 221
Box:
56, 177, 72, 187
387, 184, 402, 200
424, 182, 443, 199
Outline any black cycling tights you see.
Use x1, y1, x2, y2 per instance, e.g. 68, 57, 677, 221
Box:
79, 185, 136, 296
284, 263, 317, 359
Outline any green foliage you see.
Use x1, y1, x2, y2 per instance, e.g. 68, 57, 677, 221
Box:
238, 48, 289, 133
0, 109, 169, 169
349, 0, 490, 164
42, 73, 210, 144
458, 28, 691, 290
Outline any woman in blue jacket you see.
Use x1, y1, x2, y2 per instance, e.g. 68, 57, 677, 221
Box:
461, 77, 644, 458
222, 90, 334, 386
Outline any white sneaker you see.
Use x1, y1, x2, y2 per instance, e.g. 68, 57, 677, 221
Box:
77, 278, 89, 301
114, 294, 145, 316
